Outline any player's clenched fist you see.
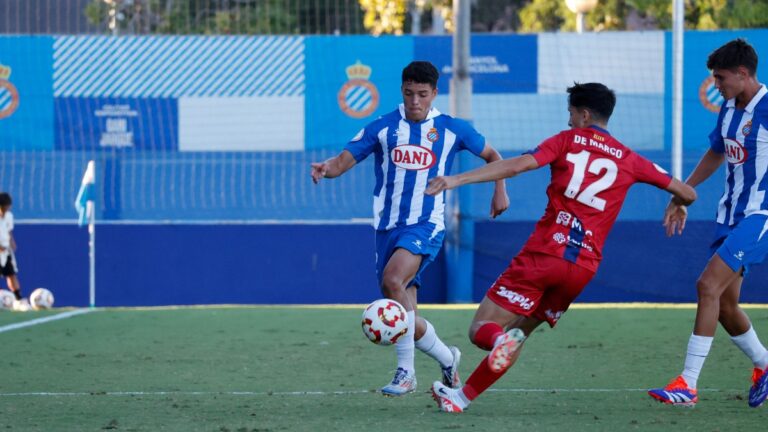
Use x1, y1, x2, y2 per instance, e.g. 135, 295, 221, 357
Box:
426, 176, 458, 195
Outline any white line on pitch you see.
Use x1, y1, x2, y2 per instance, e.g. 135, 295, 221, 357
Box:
0, 309, 95, 334
0, 388, 741, 397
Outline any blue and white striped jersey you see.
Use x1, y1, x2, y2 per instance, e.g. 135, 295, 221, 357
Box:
710, 85, 768, 226
345, 104, 486, 232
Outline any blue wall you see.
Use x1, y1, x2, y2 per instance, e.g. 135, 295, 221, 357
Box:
14, 223, 446, 307
15, 221, 768, 307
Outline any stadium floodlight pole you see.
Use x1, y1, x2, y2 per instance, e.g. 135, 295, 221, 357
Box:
447, 0, 473, 303
565, 0, 598, 34
671, 0, 684, 179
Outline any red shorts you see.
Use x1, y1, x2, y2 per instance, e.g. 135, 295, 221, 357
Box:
486, 250, 595, 327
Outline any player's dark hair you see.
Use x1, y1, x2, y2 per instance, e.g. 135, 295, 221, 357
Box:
402, 61, 439, 89
0, 193, 12, 207
707, 38, 758, 76
567, 82, 616, 123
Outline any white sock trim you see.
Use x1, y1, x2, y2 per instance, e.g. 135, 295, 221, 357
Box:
681, 334, 713, 389
395, 311, 416, 373
730, 326, 768, 369
415, 319, 453, 367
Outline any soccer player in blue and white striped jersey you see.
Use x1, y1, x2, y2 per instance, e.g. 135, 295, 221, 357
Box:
650, 39, 768, 408
311, 61, 509, 396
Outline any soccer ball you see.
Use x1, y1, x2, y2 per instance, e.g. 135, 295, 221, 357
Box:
30, 288, 54, 310
361, 299, 409, 346
0, 290, 14, 310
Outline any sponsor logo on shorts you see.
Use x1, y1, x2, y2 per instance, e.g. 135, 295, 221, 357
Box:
734, 250, 745, 261
553, 232, 567, 244
496, 286, 535, 311
412, 240, 423, 249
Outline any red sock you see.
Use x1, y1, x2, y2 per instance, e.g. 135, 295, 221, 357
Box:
473, 322, 504, 350
463, 356, 506, 401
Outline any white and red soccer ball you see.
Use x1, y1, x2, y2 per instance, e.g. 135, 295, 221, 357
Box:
29, 288, 54, 310
361, 298, 409, 346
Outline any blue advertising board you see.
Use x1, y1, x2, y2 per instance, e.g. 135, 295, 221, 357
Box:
0, 36, 54, 150
682, 30, 768, 151
304, 36, 413, 150
54, 97, 178, 151
414, 34, 537, 94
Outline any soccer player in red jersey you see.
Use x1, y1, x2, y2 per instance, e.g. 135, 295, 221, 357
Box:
424, 82, 697, 413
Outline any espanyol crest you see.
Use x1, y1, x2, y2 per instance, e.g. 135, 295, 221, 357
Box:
426, 127, 439, 143
338, 61, 379, 119
390, 145, 436, 170
0, 64, 19, 120
742, 120, 752, 137
698, 76, 723, 113
724, 138, 747, 165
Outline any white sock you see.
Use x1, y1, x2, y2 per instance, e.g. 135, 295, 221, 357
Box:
415, 319, 453, 367
456, 388, 471, 408
730, 326, 768, 369
681, 334, 713, 389
396, 311, 416, 373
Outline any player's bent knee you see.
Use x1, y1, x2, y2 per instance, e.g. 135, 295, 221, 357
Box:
696, 278, 722, 300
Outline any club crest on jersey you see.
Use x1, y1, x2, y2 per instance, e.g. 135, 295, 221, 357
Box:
742, 120, 752, 137
338, 61, 379, 119
724, 138, 747, 164
426, 128, 439, 143
391, 145, 436, 170
0, 64, 19, 120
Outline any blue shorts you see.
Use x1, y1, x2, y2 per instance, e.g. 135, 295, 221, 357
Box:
710, 214, 768, 274
375, 222, 445, 289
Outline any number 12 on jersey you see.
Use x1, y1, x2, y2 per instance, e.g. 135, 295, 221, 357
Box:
564, 150, 618, 211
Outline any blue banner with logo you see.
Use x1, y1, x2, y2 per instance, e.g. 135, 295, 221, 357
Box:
682, 30, 768, 150
414, 34, 537, 94
304, 36, 413, 150
55, 97, 178, 151
0, 36, 54, 150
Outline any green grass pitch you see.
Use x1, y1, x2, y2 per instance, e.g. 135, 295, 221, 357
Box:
0, 305, 767, 431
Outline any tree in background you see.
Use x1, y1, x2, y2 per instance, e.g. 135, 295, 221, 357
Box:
358, 0, 407, 35
518, 0, 768, 32
85, 0, 366, 35
84, 0, 768, 35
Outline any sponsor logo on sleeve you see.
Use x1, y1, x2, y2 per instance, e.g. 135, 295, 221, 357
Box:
350, 128, 364, 142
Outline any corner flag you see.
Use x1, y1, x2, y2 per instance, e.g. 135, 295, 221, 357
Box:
75, 160, 95, 226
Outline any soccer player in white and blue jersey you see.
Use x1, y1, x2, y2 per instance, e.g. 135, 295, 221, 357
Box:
650, 39, 768, 408
311, 61, 509, 396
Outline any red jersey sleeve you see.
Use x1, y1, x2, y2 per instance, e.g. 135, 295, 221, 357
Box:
630, 153, 673, 189
530, 131, 569, 167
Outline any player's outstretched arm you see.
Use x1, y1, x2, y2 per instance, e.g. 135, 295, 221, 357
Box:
478, 144, 510, 218
662, 178, 697, 236
310, 150, 357, 184
682, 148, 725, 189
661, 149, 721, 236
426, 154, 539, 196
